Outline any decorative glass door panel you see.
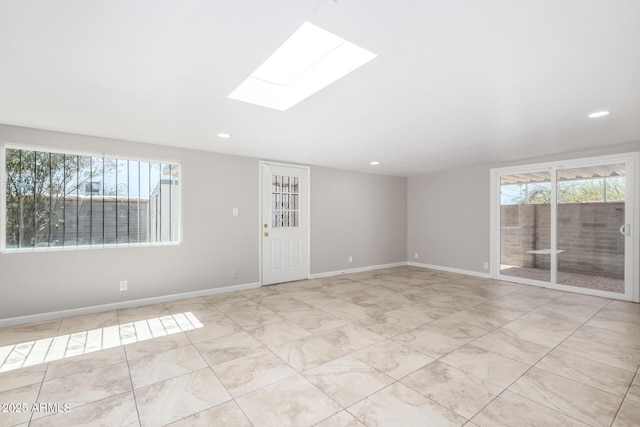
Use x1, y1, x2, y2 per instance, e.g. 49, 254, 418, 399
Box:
499, 171, 551, 283
272, 175, 299, 228
556, 164, 626, 293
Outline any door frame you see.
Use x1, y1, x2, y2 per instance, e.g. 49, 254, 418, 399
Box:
259, 160, 311, 286
490, 152, 639, 302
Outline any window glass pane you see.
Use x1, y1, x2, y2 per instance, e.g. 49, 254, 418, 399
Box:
49, 152, 65, 247
128, 161, 140, 244
3, 147, 180, 251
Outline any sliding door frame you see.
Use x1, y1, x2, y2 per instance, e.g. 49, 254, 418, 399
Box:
490, 152, 639, 302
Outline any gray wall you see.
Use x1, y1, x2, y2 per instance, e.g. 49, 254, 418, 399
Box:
0, 124, 408, 320
311, 167, 407, 274
408, 165, 491, 273
408, 142, 640, 275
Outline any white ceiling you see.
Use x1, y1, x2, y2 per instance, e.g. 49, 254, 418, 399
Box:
1, 0, 639, 176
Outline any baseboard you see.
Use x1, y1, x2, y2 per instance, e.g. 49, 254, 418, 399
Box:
0, 281, 261, 328
408, 262, 491, 279
309, 262, 408, 279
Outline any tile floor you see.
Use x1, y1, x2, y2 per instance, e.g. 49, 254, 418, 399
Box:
1, 266, 639, 427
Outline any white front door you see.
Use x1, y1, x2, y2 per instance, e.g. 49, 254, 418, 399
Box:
261, 163, 309, 285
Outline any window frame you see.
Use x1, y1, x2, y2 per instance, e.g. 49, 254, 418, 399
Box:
1, 143, 182, 253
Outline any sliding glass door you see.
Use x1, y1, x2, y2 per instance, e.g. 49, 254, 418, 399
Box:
492, 153, 637, 300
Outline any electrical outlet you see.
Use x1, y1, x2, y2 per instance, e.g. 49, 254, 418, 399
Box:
483, 262, 489, 270
232, 270, 238, 278
414, 252, 419, 259
120, 280, 128, 291
348, 256, 354, 264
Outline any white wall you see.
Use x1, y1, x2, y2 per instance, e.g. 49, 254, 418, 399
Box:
0, 125, 408, 321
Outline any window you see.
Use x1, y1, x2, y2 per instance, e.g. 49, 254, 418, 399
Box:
2, 146, 180, 251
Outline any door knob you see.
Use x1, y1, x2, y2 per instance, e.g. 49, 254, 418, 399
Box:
264, 232, 269, 237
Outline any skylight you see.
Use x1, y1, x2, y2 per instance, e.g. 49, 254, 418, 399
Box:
228, 22, 377, 111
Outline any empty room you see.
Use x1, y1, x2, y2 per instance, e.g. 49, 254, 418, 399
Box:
1, 1, 639, 426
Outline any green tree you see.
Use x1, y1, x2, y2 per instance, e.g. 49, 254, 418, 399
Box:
5, 149, 92, 248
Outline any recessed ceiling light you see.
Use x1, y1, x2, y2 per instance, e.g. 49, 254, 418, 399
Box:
216, 132, 231, 139
228, 22, 377, 111
588, 111, 610, 119
370, 161, 380, 166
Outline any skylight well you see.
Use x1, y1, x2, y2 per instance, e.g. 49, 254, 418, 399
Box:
228, 22, 377, 111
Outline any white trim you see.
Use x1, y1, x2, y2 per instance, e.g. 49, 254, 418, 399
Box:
259, 161, 311, 285
0, 281, 261, 327
408, 262, 492, 279
310, 262, 408, 279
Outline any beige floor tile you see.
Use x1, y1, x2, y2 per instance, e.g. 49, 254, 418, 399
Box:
124, 331, 191, 360
393, 325, 463, 358
117, 304, 171, 324
303, 355, 394, 407
612, 399, 640, 427
183, 310, 242, 343
603, 300, 640, 315
318, 324, 385, 353
499, 313, 581, 347
471, 330, 550, 365
253, 295, 315, 313
423, 316, 491, 345
166, 400, 252, 427
272, 335, 346, 371
44, 346, 126, 381
471, 390, 589, 427
194, 331, 264, 366
35, 362, 131, 419
597, 307, 640, 325
353, 313, 414, 338
316, 410, 365, 427
129, 345, 208, 389
401, 361, 503, 419
319, 301, 382, 322
509, 367, 622, 427
557, 335, 640, 372
352, 339, 434, 380
57, 310, 119, 335
212, 349, 296, 397
535, 349, 635, 396
0, 319, 61, 346
348, 382, 466, 427
0, 383, 40, 425
279, 308, 348, 333
215, 300, 285, 328
572, 325, 640, 353
29, 391, 139, 427
441, 345, 530, 388
585, 316, 640, 337
453, 305, 523, 330
384, 305, 439, 328
246, 320, 312, 347
627, 370, 640, 403
235, 375, 341, 426
492, 292, 557, 311
205, 292, 251, 306
0, 363, 46, 392
135, 368, 230, 427
163, 297, 214, 313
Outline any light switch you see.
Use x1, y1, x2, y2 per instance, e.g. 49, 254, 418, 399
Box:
232, 207, 239, 216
